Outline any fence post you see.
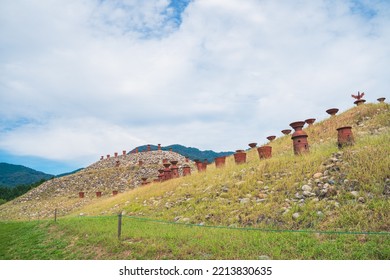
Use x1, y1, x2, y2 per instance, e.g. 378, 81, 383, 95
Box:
54, 208, 57, 222
118, 212, 122, 240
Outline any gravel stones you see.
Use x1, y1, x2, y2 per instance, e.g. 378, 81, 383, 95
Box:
383, 179, 390, 197
313, 172, 323, 179
350, 191, 359, 197
292, 212, 300, 220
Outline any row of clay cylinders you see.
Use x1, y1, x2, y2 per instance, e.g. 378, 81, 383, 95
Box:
101, 150, 127, 160
195, 159, 208, 172
157, 160, 192, 182
289, 121, 354, 153
78, 190, 118, 198
216, 145, 272, 168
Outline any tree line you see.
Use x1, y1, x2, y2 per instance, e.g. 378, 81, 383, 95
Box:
0, 179, 47, 205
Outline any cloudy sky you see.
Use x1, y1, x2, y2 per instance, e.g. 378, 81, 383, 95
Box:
0, 0, 389, 175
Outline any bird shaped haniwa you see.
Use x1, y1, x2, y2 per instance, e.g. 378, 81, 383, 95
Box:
352, 91, 365, 100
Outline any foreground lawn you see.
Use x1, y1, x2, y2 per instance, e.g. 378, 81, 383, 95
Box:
1, 216, 389, 260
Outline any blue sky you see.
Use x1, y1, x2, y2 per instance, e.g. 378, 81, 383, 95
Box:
0, 0, 389, 175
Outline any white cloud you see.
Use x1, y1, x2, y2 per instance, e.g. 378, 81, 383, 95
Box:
0, 117, 145, 165
1, 0, 389, 168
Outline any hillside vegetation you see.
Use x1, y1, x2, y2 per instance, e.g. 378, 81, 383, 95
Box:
67, 102, 390, 233
0, 102, 389, 259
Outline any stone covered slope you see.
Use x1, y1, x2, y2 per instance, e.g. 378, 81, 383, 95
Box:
0, 151, 195, 220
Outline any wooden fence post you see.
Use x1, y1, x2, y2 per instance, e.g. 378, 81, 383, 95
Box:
118, 212, 122, 240
54, 209, 57, 222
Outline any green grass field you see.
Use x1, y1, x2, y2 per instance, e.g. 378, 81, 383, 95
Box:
1, 216, 389, 260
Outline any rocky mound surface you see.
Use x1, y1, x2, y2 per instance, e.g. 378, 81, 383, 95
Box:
0, 150, 195, 220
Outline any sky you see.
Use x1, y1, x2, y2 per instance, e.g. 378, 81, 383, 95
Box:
0, 0, 389, 175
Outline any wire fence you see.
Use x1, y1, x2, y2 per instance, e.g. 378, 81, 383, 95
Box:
26, 208, 390, 240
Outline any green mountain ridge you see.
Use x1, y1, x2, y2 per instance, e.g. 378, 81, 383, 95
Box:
130, 144, 234, 163
0, 163, 54, 188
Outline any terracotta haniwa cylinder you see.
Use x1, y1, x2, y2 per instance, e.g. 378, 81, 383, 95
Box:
257, 146, 272, 159
290, 121, 309, 155
195, 160, 206, 172
79, 192, 84, 198
112, 190, 118, 196
96, 191, 102, 198
182, 165, 191, 176
234, 150, 246, 164
141, 177, 148, 185
354, 99, 366, 106
163, 163, 172, 180
267, 135, 276, 142
158, 169, 165, 181
203, 159, 208, 170
281, 129, 292, 135
248, 143, 257, 149
122, 150, 126, 156
305, 118, 316, 126
215, 156, 226, 168
377, 97, 385, 103
170, 161, 179, 178
147, 144, 151, 152
337, 126, 354, 148
158, 144, 161, 151
326, 108, 339, 116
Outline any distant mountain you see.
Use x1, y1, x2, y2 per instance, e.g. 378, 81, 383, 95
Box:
0, 163, 54, 188
130, 144, 234, 163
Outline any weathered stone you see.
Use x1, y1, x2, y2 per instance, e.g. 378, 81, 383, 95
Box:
174, 216, 182, 222
313, 172, 323, 179
303, 191, 312, 197
258, 193, 268, 199
239, 198, 250, 204
292, 213, 300, 220
302, 185, 312, 192
351, 191, 359, 197
295, 192, 303, 199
